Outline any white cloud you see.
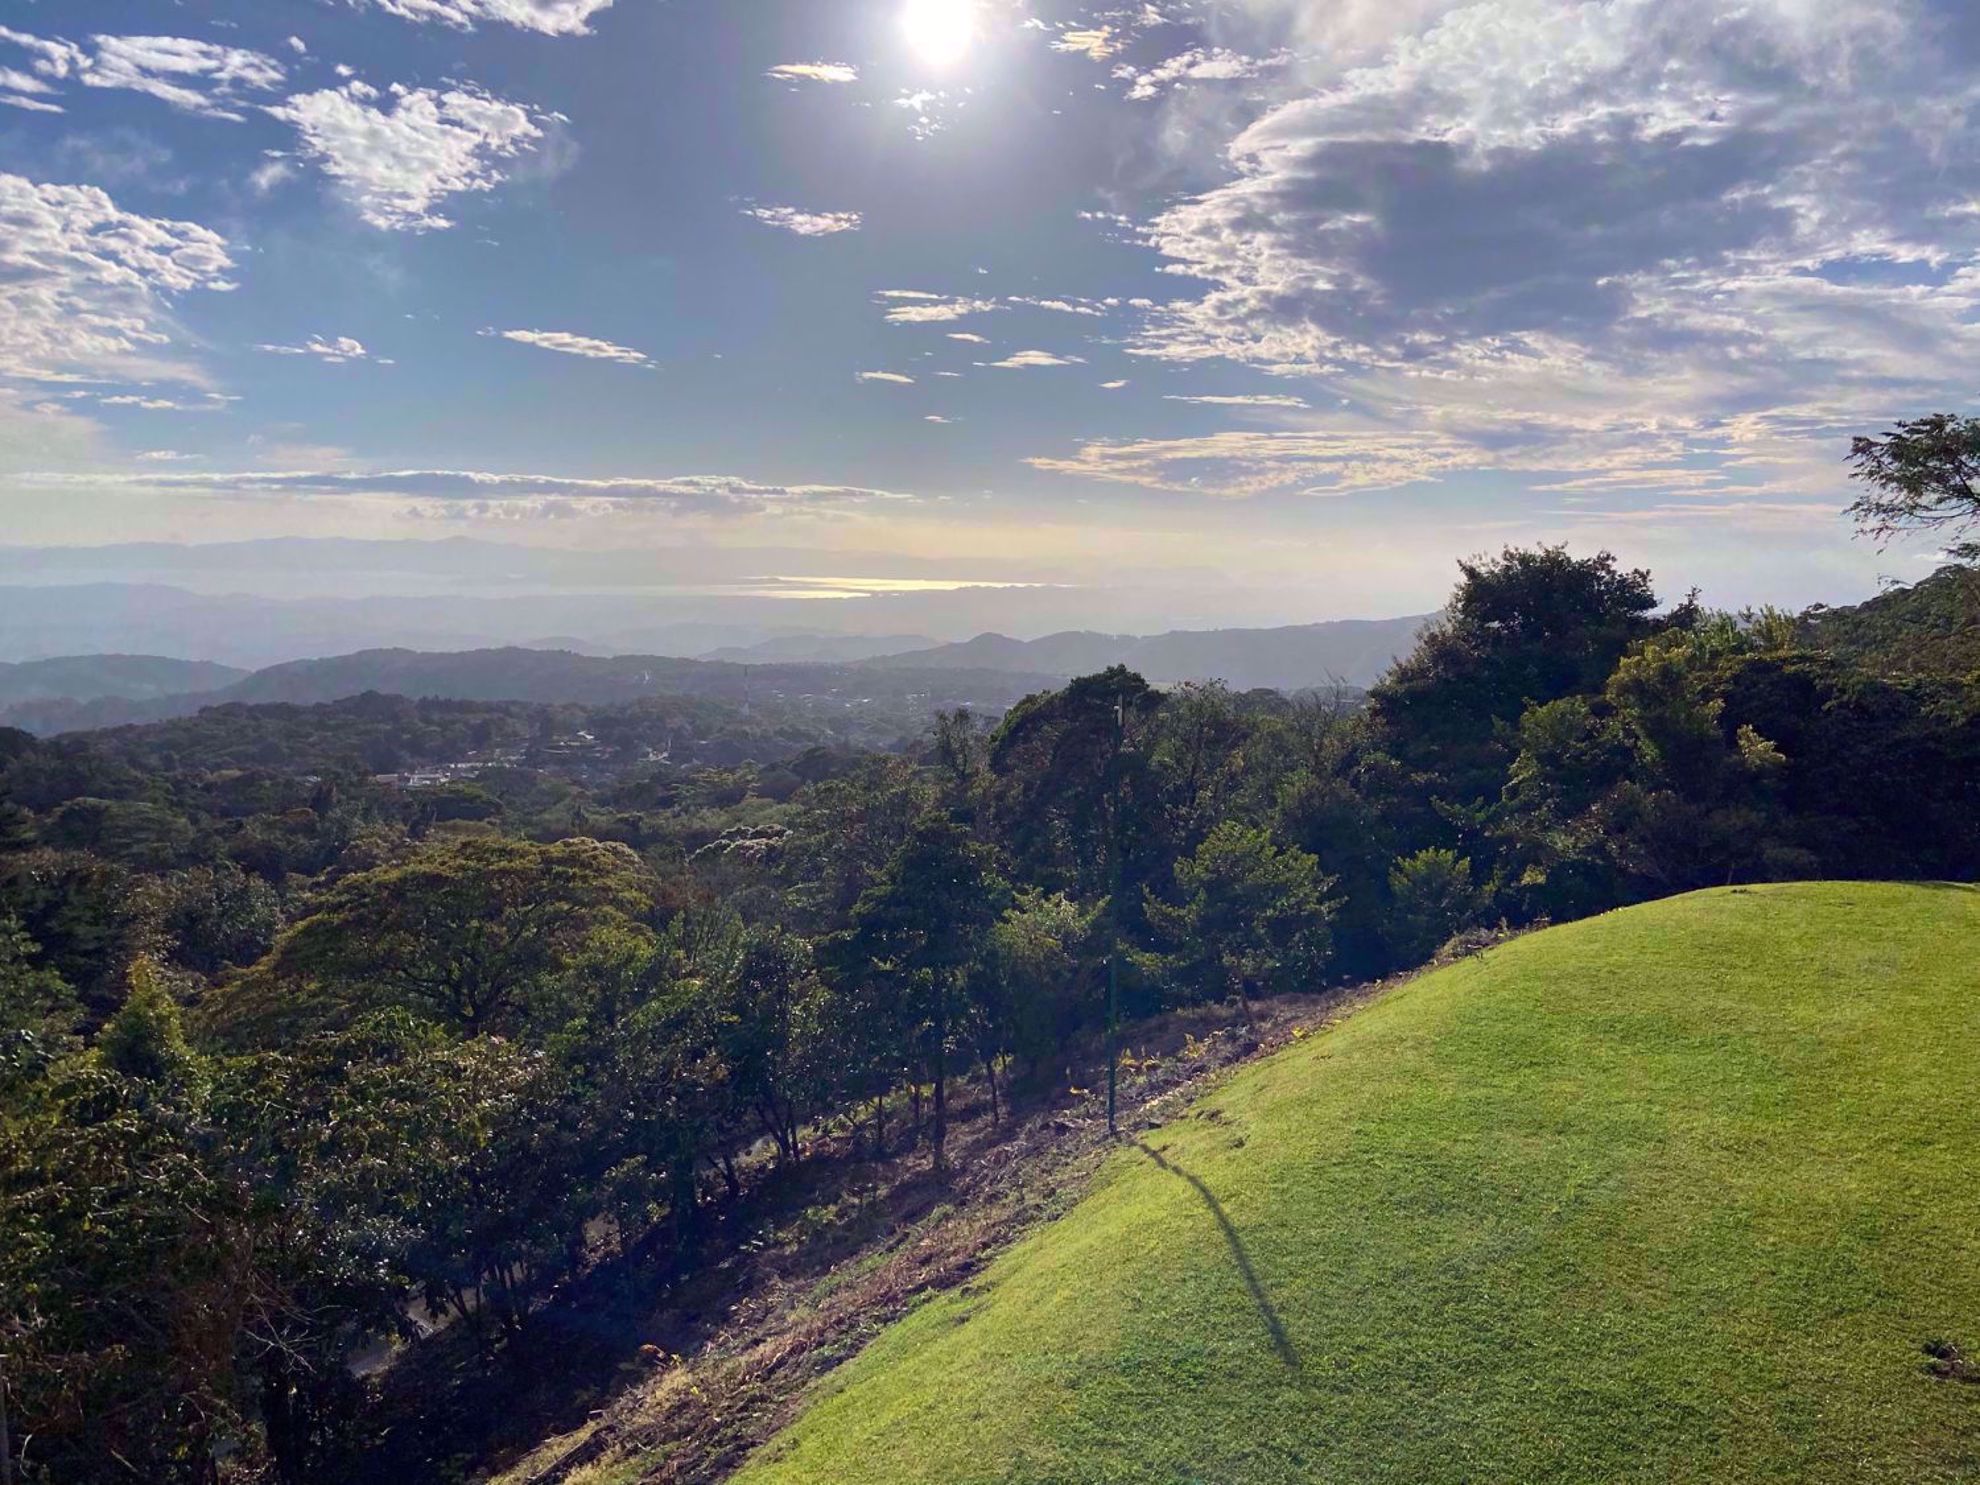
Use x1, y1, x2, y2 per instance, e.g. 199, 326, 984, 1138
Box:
258, 335, 372, 363
924, 414, 955, 423
0, 28, 286, 120
947, 332, 991, 344
268, 82, 548, 231
21, 467, 909, 515
767, 62, 859, 83
1114, 47, 1290, 101
1054, 26, 1122, 60
348, 0, 617, 36
1104, 0, 1980, 502
492, 329, 650, 365
858, 370, 916, 384
1008, 295, 1113, 316
1029, 427, 1478, 495
97, 392, 236, 412
0, 173, 235, 385
1100, 379, 1130, 389
137, 449, 199, 461
990, 349, 1087, 368
1164, 393, 1309, 408
744, 205, 862, 236
875, 290, 1001, 324
248, 158, 298, 195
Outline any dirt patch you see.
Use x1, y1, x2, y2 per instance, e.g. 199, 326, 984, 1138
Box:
1924, 1339, 1980, 1383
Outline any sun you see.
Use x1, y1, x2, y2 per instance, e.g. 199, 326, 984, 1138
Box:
901, 0, 977, 68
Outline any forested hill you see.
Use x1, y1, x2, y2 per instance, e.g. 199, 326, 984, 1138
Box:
1800, 564, 1980, 675
858, 614, 1431, 689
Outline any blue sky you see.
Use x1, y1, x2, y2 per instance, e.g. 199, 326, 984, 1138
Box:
2, 0, 1978, 623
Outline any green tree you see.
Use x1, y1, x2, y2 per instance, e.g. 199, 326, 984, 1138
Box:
1386, 848, 1483, 963
843, 815, 1005, 1169
1847, 413, 1980, 563
1144, 822, 1335, 1019
1369, 547, 1661, 809
219, 836, 656, 1040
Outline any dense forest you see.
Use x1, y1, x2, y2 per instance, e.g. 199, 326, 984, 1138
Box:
2, 534, 1977, 1482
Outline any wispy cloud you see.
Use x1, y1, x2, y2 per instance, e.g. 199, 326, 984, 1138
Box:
0, 27, 286, 120
1113, 47, 1290, 102
348, 0, 617, 37
1164, 393, 1308, 408
858, 370, 916, 384
875, 290, 1001, 324
258, 335, 374, 364
766, 62, 858, 83
21, 467, 910, 515
744, 205, 862, 236
990, 349, 1086, 368
490, 329, 651, 366
1053, 27, 1121, 61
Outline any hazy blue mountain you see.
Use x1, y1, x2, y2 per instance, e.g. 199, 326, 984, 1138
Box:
861, 616, 1433, 690
0, 654, 245, 706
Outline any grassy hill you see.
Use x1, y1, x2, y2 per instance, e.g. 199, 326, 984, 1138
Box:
737, 883, 1980, 1485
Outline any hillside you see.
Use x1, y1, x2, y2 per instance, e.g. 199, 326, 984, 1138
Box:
1801, 565, 1980, 676
0, 654, 244, 706
862, 615, 1432, 690
738, 884, 1980, 1485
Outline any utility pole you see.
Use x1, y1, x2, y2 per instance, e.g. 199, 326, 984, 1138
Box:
1106, 694, 1123, 1137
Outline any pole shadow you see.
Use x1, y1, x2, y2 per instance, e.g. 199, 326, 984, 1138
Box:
1134, 1140, 1301, 1371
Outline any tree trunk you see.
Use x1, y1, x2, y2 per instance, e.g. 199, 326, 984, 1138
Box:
982, 1049, 1000, 1125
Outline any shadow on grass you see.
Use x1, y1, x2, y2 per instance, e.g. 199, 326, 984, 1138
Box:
1134, 1140, 1301, 1371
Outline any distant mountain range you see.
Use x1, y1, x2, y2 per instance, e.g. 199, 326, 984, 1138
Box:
856, 617, 1432, 690
0, 648, 1059, 736
0, 612, 1435, 736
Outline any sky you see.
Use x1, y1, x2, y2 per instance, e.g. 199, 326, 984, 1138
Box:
2, 0, 1978, 627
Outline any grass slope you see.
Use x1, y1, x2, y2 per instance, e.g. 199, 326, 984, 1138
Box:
737, 884, 1980, 1484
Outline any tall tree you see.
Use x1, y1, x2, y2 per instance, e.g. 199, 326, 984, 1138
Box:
1847, 414, 1980, 564
844, 815, 1004, 1170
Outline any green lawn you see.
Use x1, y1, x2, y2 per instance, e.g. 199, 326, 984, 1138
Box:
737, 884, 1980, 1484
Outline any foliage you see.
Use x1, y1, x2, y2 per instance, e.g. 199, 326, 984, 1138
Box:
1847, 412, 1980, 563
1143, 821, 1335, 1012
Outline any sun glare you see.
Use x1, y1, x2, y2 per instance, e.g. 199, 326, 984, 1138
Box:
901, 0, 977, 68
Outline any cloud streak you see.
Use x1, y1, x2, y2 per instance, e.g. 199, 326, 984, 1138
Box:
491, 329, 651, 365
0, 28, 286, 120
744, 205, 862, 236
22, 467, 911, 515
